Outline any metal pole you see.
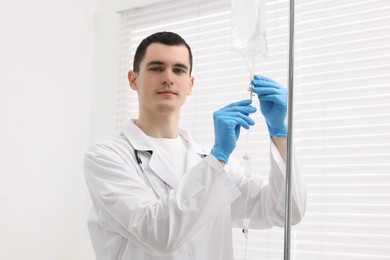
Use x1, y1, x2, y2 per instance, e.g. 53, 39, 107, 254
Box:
284, 0, 294, 259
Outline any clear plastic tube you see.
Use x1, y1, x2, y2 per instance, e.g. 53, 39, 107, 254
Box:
231, 2, 268, 258
243, 153, 252, 178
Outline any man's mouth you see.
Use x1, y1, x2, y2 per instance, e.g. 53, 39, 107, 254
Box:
157, 90, 177, 95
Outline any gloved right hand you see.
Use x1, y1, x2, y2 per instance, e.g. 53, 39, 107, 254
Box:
210, 100, 256, 163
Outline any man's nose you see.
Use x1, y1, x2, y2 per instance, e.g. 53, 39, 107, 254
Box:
161, 70, 174, 86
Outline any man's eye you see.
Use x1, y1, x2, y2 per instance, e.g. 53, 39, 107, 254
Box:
174, 68, 186, 74
150, 67, 163, 72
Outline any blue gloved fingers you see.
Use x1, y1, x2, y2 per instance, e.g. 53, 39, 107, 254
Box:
223, 106, 257, 116
250, 74, 287, 106
215, 99, 256, 122
251, 77, 287, 101
220, 105, 257, 117
252, 74, 286, 89
211, 99, 257, 163
251, 83, 286, 96
250, 74, 288, 136
216, 112, 255, 129
223, 99, 253, 109
250, 84, 286, 95
253, 74, 279, 83
214, 104, 256, 130
251, 80, 282, 90
254, 93, 287, 107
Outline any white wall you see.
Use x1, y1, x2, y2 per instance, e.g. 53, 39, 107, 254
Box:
0, 0, 115, 259
89, 4, 120, 143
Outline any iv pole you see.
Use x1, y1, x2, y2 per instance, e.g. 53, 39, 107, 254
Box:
284, 0, 294, 259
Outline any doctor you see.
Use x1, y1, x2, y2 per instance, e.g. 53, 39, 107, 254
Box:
84, 31, 306, 260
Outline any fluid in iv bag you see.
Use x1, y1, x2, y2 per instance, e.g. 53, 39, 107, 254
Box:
231, 0, 268, 80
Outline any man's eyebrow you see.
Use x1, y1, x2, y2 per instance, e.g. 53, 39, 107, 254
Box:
173, 63, 189, 71
146, 60, 189, 71
146, 61, 164, 67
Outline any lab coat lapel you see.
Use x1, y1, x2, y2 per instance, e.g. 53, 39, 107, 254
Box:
178, 129, 208, 171
185, 149, 202, 171
148, 151, 178, 189
122, 120, 179, 190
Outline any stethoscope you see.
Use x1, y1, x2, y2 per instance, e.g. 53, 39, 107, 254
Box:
134, 149, 166, 198
134, 149, 152, 173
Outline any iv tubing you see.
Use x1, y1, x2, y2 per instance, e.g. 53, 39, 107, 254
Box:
283, 0, 294, 259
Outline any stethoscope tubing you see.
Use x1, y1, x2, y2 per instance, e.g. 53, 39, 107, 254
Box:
134, 149, 162, 198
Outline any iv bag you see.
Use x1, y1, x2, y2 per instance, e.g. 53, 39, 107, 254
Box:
231, 0, 268, 79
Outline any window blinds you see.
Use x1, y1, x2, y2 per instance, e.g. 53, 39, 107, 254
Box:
114, 0, 390, 259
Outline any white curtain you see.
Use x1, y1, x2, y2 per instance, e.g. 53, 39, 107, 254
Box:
115, 0, 390, 259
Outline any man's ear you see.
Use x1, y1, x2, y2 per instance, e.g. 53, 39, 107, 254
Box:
128, 70, 138, 90
187, 75, 195, 95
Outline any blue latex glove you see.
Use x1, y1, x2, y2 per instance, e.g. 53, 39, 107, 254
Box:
251, 74, 287, 136
210, 100, 256, 163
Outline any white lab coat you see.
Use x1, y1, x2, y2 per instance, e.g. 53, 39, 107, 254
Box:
84, 120, 306, 260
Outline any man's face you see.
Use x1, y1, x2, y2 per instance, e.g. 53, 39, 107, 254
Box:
128, 43, 194, 115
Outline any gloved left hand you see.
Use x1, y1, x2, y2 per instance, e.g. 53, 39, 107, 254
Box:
251, 74, 287, 136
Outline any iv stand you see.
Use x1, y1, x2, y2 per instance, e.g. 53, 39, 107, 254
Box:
284, 0, 294, 259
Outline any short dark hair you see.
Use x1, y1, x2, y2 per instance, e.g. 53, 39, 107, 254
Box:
132, 31, 193, 74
